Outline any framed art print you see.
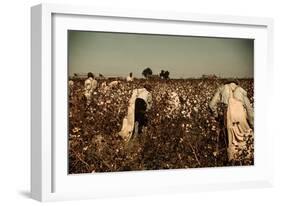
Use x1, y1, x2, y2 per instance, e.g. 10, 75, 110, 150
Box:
31, 3, 274, 201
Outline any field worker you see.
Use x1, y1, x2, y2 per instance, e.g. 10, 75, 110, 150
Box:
84, 72, 97, 105
126, 72, 133, 82
209, 80, 254, 162
119, 84, 152, 142
68, 80, 74, 97
100, 81, 109, 93
108, 80, 120, 89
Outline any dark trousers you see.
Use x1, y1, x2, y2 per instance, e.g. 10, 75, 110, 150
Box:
134, 98, 148, 135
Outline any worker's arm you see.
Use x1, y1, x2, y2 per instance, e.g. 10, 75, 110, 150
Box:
146, 93, 152, 111
209, 86, 223, 117
243, 92, 254, 128
92, 79, 97, 90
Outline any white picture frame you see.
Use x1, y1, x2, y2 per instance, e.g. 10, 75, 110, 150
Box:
31, 3, 274, 202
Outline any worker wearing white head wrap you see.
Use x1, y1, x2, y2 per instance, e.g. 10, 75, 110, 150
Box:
119, 85, 152, 142
209, 81, 254, 162
84, 72, 97, 105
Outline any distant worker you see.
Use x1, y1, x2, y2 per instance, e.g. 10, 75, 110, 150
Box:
100, 81, 109, 93
209, 80, 254, 163
108, 80, 120, 89
68, 80, 74, 97
84, 72, 97, 105
126, 72, 133, 82
119, 84, 152, 142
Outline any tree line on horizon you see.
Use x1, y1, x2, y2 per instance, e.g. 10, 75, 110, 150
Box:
142, 67, 170, 79
71, 67, 253, 80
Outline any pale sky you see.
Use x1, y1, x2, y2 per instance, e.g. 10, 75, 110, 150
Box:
68, 30, 254, 78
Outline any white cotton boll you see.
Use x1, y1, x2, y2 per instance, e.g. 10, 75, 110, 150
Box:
193, 107, 198, 113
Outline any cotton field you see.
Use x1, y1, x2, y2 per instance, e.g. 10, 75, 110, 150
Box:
68, 78, 254, 174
